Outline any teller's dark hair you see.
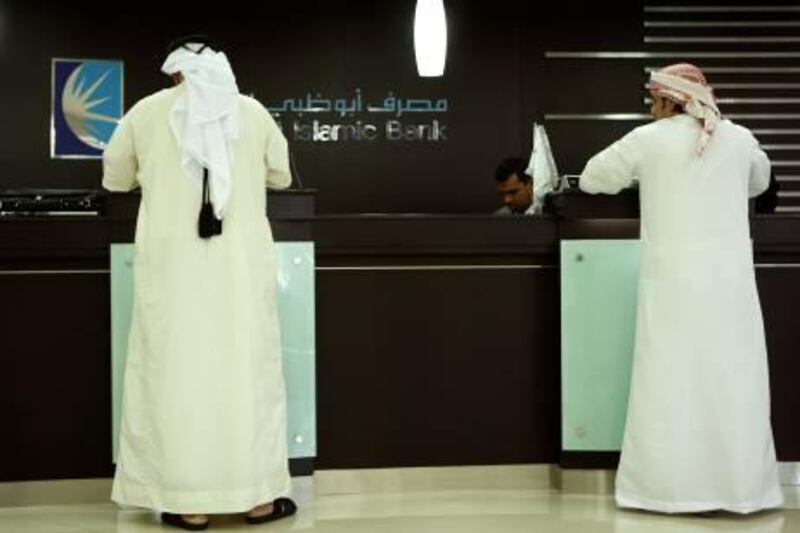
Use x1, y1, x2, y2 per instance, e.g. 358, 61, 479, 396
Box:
494, 157, 531, 184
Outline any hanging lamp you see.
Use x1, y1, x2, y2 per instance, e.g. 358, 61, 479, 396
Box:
414, 0, 448, 77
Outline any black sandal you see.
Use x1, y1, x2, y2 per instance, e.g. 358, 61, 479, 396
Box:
245, 497, 298, 525
161, 512, 209, 531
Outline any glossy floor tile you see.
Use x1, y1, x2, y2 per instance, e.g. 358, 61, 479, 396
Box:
0, 488, 797, 533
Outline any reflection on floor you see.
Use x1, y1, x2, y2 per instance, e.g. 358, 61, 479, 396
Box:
0, 486, 796, 533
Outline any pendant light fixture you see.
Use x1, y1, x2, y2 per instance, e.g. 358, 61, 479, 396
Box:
414, 0, 448, 77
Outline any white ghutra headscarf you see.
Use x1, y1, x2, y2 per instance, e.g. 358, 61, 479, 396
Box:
647, 63, 721, 155
161, 42, 240, 218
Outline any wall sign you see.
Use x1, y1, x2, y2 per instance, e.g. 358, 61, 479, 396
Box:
51, 58, 124, 159
266, 89, 450, 143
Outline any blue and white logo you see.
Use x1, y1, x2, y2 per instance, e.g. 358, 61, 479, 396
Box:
52, 58, 124, 158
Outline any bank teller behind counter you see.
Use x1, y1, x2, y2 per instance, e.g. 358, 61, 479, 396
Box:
493, 157, 779, 217
493, 157, 538, 216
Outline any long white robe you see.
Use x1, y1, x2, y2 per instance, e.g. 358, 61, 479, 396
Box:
102, 84, 292, 514
580, 114, 783, 514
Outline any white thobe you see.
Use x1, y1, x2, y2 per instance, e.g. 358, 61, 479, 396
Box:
102, 84, 292, 514
580, 114, 783, 514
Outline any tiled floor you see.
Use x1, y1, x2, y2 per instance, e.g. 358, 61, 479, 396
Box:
0, 488, 797, 532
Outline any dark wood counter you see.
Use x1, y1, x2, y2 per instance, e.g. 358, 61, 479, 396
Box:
2, 188, 799, 481
314, 216, 560, 469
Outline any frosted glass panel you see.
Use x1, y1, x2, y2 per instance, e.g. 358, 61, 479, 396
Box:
110, 242, 316, 460
561, 240, 640, 451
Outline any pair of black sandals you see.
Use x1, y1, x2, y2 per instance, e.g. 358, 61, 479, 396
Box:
161, 497, 297, 530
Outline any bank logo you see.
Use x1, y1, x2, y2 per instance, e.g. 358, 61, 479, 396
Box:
51, 58, 124, 158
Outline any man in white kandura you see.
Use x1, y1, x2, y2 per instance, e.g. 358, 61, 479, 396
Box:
580, 63, 783, 514
103, 36, 297, 530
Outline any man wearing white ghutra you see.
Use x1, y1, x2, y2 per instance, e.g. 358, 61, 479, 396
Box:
103, 36, 297, 530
